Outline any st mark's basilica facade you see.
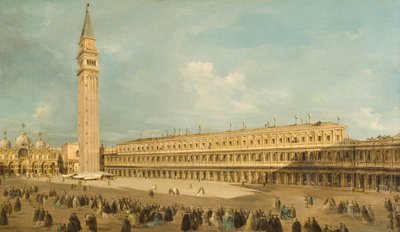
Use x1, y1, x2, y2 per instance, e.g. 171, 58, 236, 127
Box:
0, 130, 62, 176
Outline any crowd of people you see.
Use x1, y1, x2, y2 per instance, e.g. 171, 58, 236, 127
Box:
385, 196, 400, 231
322, 196, 375, 223
3, 185, 38, 199
1, 177, 399, 231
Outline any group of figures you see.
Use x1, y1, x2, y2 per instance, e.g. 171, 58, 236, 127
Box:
181, 207, 288, 232
272, 196, 298, 220
51, 190, 177, 231
385, 195, 400, 231
56, 213, 84, 232
322, 196, 375, 223
3, 185, 38, 199
32, 207, 53, 227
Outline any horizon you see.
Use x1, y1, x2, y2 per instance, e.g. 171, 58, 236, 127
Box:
0, 1, 399, 147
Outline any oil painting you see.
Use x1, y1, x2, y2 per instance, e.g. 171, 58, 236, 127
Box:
0, 1, 399, 231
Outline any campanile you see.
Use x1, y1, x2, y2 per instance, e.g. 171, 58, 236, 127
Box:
77, 4, 100, 172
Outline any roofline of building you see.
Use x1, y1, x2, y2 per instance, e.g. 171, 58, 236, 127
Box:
118, 121, 346, 145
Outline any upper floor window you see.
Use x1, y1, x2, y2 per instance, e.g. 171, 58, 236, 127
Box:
87, 59, 97, 66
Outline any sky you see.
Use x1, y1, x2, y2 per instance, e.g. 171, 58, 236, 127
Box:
0, 0, 399, 147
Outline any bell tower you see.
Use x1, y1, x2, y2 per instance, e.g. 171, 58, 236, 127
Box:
77, 3, 100, 172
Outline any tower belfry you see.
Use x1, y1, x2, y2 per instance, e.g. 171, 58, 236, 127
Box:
77, 3, 100, 172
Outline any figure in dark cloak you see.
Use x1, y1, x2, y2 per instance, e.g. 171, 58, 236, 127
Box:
292, 218, 302, 232
181, 211, 191, 232
121, 216, 131, 232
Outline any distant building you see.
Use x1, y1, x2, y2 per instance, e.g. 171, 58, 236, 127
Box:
61, 143, 80, 174
103, 122, 400, 191
0, 131, 62, 176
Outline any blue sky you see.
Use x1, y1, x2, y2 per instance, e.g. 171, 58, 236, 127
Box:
0, 0, 399, 146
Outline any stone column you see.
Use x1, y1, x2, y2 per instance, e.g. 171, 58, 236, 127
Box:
354, 174, 358, 188
349, 174, 354, 188
269, 172, 273, 184
341, 174, 346, 187
332, 174, 336, 186
391, 175, 395, 189
364, 174, 369, 189
382, 174, 386, 187
299, 173, 304, 185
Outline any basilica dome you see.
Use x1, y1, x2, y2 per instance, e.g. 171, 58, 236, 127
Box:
0, 138, 11, 149
15, 132, 30, 147
35, 139, 47, 149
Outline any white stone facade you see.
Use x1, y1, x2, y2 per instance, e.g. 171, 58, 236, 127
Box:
103, 123, 400, 191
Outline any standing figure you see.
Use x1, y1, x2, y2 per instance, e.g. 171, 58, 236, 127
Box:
85, 213, 97, 232
44, 211, 53, 228
181, 210, 191, 232
121, 216, 131, 232
292, 218, 301, 232
0, 206, 8, 226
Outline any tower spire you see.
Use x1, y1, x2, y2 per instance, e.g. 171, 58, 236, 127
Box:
81, 3, 94, 38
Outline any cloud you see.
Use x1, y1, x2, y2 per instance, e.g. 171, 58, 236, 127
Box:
33, 105, 51, 120
351, 107, 382, 130
351, 107, 400, 133
101, 43, 121, 53
182, 61, 262, 116
100, 43, 131, 59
